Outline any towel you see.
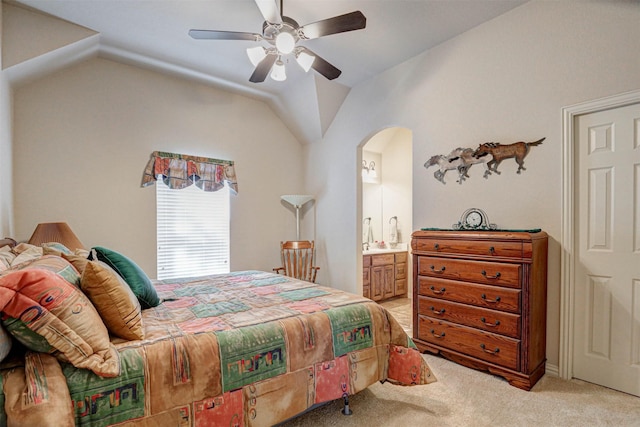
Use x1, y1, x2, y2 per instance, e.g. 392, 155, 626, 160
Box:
367, 222, 374, 243
364, 218, 374, 243
389, 217, 398, 244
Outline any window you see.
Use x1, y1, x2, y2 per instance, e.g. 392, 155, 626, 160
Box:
156, 179, 230, 280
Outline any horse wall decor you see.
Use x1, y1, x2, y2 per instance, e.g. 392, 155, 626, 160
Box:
424, 147, 492, 184
473, 137, 545, 175
424, 137, 545, 184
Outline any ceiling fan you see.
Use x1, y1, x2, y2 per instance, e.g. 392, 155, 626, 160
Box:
188, 0, 366, 83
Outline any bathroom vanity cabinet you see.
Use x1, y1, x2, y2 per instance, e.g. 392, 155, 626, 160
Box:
363, 250, 408, 301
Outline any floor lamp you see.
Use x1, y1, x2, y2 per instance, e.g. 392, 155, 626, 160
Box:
281, 195, 314, 240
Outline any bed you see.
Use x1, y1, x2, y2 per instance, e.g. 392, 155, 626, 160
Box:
0, 239, 435, 426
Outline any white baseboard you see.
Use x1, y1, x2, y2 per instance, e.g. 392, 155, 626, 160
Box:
545, 363, 559, 377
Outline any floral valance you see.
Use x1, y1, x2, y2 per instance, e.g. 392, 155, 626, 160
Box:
141, 151, 238, 194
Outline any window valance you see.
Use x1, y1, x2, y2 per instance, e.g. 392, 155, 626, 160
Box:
141, 151, 238, 194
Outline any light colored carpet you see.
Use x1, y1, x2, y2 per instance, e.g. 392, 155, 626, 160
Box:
278, 298, 640, 427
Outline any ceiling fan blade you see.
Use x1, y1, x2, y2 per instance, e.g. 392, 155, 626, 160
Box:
254, 0, 282, 24
249, 54, 277, 83
299, 11, 366, 40
300, 47, 341, 80
189, 29, 261, 41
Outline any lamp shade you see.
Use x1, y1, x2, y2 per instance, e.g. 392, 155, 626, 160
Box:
296, 51, 315, 72
281, 195, 314, 208
246, 46, 267, 66
28, 222, 85, 251
270, 59, 286, 81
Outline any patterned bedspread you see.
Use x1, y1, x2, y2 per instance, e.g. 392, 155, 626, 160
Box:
1, 270, 435, 426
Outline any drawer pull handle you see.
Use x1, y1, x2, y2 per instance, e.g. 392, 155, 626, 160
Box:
480, 317, 501, 327
481, 294, 501, 303
489, 246, 495, 254
481, 270, 501, 279
430, 329, 445, 339
430, 265, 446, 273
434, 243, 440, 250
430, 306, 446, 315
480, 343, 500, 355
430, 286, 446, 295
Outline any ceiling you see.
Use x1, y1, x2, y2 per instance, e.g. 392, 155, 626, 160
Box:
13, 0, 528, 144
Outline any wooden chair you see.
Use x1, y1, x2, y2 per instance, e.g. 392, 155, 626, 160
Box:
273, 240, 319, 283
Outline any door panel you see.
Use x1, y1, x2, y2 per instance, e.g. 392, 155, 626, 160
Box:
371, 266, 384, 301
574, 102, 640, 396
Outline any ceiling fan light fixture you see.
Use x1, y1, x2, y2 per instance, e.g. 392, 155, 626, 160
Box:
270, 59, 287, 81
275, 31, 295, 54
189, 3, 366, 84
246, 46, 267, 66
296, 51, 315, 72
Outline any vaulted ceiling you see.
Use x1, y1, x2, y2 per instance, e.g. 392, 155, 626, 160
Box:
9, 0, 528, 144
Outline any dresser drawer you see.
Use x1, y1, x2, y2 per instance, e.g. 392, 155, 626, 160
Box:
417, 316, 520, 370
418, 296, 521, 338
417, 256, 521, 288
417, 276, 521, 313
371, 253, 395, 266
414, 238, 524, 259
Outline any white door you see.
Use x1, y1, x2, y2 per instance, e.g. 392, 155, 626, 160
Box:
573, 102, 640, 396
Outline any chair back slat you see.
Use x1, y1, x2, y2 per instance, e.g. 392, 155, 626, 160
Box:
276, 240, 319, 283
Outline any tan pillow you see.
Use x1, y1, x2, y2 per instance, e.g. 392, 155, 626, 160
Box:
81, 261, 144, 341
74, 248, 91, 258
61, 252, 90, 275
41, 242, 73, 256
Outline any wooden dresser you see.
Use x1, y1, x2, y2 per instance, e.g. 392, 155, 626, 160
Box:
411, 230, 548, 390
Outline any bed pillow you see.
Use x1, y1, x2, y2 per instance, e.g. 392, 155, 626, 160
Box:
14, 255, 81, 288
91, 246, 160, 309
0, 268, 120, 377
81, 261, 144, 340
61, 252, 90, 275
0, 246, 15, 271
41, 242, 73, 256
10, 243, 43, 266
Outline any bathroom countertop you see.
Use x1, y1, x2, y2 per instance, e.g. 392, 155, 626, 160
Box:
363, 245, 407, 255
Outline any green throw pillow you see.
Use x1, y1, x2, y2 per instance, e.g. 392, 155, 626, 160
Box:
91, 246, 160, 309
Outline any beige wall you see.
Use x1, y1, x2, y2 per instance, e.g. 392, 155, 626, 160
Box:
0, 72, 11, 237
2, 3, 96, 69
306, 0, 640, 370
13, 57, 306, 277
0, 3, 13, 237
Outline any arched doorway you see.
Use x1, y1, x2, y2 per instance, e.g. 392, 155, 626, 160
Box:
358, 127, 413, 328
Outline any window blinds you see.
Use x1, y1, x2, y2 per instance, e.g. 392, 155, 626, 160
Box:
156, 180, 230, 280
